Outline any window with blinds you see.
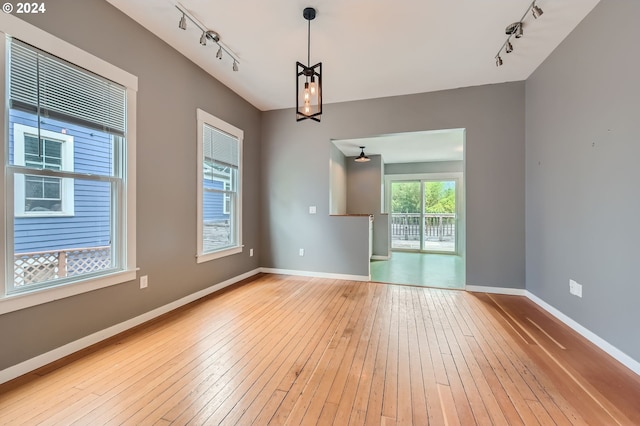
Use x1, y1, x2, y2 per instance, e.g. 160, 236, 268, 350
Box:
4, 36, 132, 297
197, 109, 243, 262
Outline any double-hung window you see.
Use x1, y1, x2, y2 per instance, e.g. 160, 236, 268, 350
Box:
197, 109, 243, 262
1, 15, 137, 313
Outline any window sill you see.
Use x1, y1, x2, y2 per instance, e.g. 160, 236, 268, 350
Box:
197, 246, 242, 263
0, 269, 137, 315
15, 213, 75, 218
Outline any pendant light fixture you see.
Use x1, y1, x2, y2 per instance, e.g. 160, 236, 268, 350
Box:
355, 146, 370, 163
296, 7, 322, 122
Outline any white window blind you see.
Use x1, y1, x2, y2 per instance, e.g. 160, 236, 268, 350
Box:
9, 39, 126, 136
203, 124, 239, 168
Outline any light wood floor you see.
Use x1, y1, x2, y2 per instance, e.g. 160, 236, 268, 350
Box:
1, 274, 639, 425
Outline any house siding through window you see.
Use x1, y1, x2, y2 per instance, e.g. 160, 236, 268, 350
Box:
11, 109, 111, 253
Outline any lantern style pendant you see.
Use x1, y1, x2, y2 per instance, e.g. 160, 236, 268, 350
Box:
296, 7, 322, 122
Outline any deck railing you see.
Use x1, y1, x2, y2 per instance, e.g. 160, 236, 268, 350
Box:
13, 245, 111, 287
391, 213, 456, 241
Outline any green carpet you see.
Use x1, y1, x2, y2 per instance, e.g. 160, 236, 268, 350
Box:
370, 251, 464, 289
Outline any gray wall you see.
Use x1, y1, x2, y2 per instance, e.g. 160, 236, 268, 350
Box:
261, 82, 525, 288
329, 143, 347, 214
0, 0, 262, 370
346, 155, 389, 257
526, 0, 640, 362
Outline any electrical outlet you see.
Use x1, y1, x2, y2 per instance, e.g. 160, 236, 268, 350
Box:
309, 206, 316, 214
299, 248, 305, 256
140, 275, 148, 289
569, 279, 582, 298
249, 248, 254, 257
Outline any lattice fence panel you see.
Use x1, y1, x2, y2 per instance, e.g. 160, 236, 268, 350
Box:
67, 247, 111, 276
14, 252, 60, 287
14, 246, 112, 287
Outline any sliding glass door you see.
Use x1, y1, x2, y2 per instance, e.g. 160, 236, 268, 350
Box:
390, 179, 457, 253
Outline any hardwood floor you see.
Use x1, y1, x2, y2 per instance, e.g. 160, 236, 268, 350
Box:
1, 274, 639, 425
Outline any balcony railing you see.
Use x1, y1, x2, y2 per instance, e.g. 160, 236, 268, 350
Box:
391, 213, 456, 251
13, 246, 111, 287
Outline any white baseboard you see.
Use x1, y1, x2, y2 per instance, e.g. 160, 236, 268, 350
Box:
526, 291, 640, 376
260, 267, 370, 282
0, 268, 262, 386
465, 285, 527, 296
371, 255, 390, 261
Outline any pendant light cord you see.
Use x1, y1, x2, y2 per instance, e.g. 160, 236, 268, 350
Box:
307, 18, 311, 67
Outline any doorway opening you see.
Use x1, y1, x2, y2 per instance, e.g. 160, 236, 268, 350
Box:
331, 128, 465, 289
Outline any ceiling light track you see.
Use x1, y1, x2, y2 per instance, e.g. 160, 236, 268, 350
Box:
174, 4, 240, 72
495, 0, 544, 67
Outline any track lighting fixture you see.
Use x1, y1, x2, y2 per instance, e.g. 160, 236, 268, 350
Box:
355, 147, 370, 163
296, 7, 323, 122
174, 5, 240, 72
495, 1, 544, 67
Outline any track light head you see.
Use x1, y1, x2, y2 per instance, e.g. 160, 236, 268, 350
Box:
496, 56, 503, 67
216, 46, 223, 59
199, 32, 207, 46
506, 41, 513, 53
532, 4, 544, 19
232, 60, 238, 72
515, 23, 524, 38
178, 13, 187, 30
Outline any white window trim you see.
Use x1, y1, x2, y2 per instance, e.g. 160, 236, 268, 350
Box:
224, 182, 231, 215
13, 123, 75, 217
0, 13, 138, 315
196, 108, 243, 263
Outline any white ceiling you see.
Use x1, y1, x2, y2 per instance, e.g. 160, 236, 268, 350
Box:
333, 129, 465, 164
105, 0, 600, 112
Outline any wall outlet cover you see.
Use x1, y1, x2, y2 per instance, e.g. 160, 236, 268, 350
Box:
569, 279, 582, 298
